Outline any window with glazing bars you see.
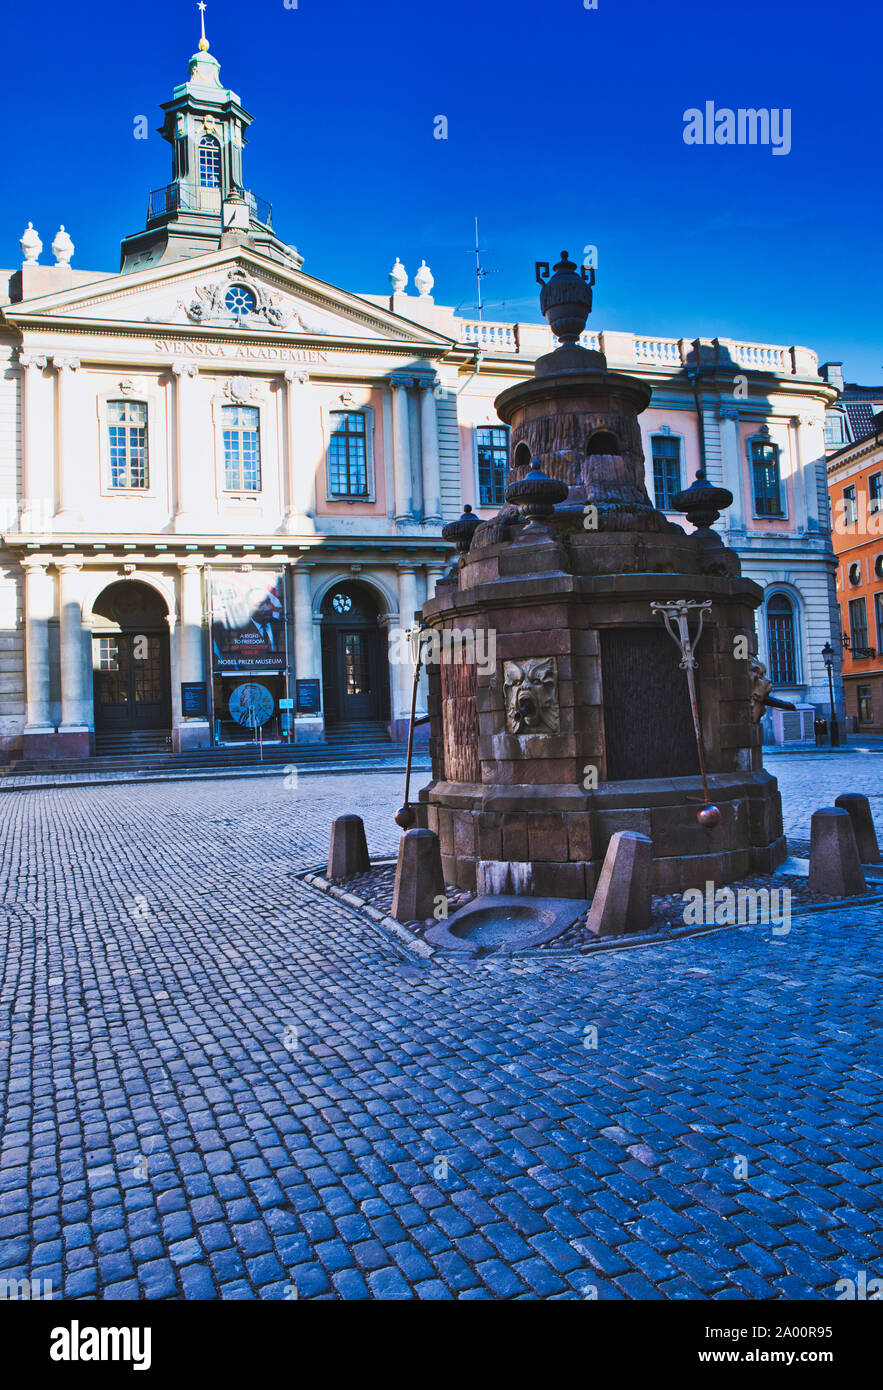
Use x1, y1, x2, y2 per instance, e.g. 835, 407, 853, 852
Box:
858, 685, 873, 723
108, 400, 148, 488
222, 406, 261, 491
766, 594, 797, 683
752, 440, 783, 516
476, 426, 508, 506
651, 435, 681, 510
869, 472, 882, 514
849, 597, 869, 651
199, 136, 221, 189
843, 484, 858, 526
328, 412, 368, 496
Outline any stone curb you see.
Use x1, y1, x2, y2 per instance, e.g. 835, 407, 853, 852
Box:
536, 889, 883, 958
763, 747, 883, 756
299, 864, 436, 962
0, 759, 430, 793
298, 859, 883, 961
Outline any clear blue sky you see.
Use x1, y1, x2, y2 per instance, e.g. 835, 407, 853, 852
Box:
3, 0, 880, 381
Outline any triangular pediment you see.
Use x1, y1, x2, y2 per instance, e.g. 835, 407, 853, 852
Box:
5, 247, 453, 350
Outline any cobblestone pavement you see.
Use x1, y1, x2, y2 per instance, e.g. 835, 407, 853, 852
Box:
0, 758, 881, 1301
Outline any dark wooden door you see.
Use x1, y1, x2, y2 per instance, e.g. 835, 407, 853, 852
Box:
336, 628, 381, 720
94, 633, 171, 732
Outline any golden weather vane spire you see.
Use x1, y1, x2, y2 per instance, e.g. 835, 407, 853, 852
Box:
197, 1, 209, 51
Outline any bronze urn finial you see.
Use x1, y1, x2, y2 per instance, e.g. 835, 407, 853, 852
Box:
535, 250, 594, 344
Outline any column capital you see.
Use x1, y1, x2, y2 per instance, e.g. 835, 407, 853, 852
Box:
415, 375, 439, 392
795, 413, 817, 429
390, 373, 414, 389
20, 555, 48, 573
171, 360, 199, 378
177, 555, 206, 571
51, 355, 80, 372
718, 404, 741, 421
19, 352, 48, 371
56, 556, 84, 572
283, 368, 309, 385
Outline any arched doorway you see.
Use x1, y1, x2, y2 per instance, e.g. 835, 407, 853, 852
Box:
92, 581, 171, 737
320, 581, 390, 726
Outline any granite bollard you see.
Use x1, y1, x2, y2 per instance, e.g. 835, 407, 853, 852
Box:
392, 829, 445, 924
808, 808, 866, 896
834, 793, 881, 864
327, 814, 370, 880
586, 830, 653, 937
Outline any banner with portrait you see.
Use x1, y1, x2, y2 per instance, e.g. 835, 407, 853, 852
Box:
210, 570, 287, 672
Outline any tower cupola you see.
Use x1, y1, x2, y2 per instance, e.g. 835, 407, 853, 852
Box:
120, 4, 302, 272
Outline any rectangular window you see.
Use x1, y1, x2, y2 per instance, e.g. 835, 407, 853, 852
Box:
108, 400, 148, 489
876, 592, 883, 651
752, 440, 782, 516
328, 412, 368, 497
849, 597, 869, 652
843, 483, 858, 526
476, 426, 509, 507
857, 684, 873, 724
222, 405, 261, 491
651, 435, 682, 511
869, 472, 883, 514
95, 637, 119, 671
824, 414, 845, 447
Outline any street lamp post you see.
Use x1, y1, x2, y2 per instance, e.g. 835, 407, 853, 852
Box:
822, 641, 840, 747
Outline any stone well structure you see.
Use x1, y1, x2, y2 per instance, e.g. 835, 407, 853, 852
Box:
417, 252, 785, 897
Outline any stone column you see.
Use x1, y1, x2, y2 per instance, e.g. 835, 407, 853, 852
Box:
789, 417, 809, 534
282, 369, 316, 535
418, 379, 443, 523
425, 565, 446, 600
171, 361, 200, 533
52, 356, 82, 527
391, 375, 414, 524
19, 354, 51, 532
796, 413, 821, 533
174, 560, 211, 752
718, 405, 744, 536
394, 565, 419, 738
292, 563, 325, 742
22, 558, 55, 755
56, 558, 90, 756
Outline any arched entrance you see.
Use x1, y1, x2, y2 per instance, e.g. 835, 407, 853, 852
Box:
92, 581, 172, 738
320, 581, 390, 726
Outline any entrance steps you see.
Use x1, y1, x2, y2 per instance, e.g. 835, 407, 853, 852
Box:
7, 721, 401, 779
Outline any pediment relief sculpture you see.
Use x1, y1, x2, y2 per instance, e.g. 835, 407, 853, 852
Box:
176, 268, 309, 331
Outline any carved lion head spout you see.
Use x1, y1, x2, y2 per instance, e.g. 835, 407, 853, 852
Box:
504, 657, 560, 734
748, 655, 771, 723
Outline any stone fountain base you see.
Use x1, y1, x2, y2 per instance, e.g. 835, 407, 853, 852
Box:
419, 769, 785, 898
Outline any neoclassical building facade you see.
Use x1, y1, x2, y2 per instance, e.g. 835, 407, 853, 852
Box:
0, 29, 841, 760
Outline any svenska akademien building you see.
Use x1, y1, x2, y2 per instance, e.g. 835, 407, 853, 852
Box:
0, 24, 842, 761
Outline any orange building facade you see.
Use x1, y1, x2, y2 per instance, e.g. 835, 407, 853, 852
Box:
827, 423, 883, 732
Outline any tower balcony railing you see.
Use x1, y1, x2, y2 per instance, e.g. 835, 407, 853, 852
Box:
147, 183, 273, 229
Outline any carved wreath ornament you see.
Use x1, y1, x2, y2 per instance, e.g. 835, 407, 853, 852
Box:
503, 657, 560, 734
